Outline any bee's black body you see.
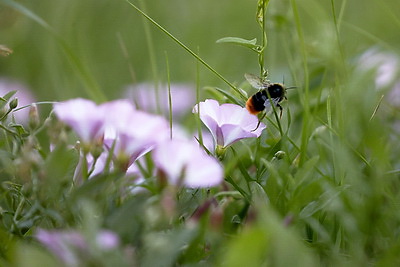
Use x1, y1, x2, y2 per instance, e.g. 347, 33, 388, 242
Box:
248, 84, 285, 113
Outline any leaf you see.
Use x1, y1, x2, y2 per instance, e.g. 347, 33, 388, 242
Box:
0, 91, 17, 110
203, 87, 244, 106
216, 37, 260, 51
141, 228, 198, 267
222, 227, 269, 267
299, 185, 350, 219
250, 182, 269, 208
42, 144, 78, 200
9, 123, 28, 136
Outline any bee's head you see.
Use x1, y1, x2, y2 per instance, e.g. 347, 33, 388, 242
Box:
268, 83, 285, 98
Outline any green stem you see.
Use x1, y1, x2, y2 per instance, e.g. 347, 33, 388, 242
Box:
165, 51, 173, 139
138, 0, 161, 114
291, 0, 310, 167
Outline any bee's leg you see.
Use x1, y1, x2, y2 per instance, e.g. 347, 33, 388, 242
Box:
251, 112, 266, 132
277, 104, 283, 119
252, 120, 261, 132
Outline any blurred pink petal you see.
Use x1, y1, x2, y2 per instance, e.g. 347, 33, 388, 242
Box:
36, 229, 120, 265
87, 151, 109, 178
102, 102, 170, 167
0, 78, 36, 123
193, 99, 265, 148
357, 48, 400, 89
153, 139, 223, 188
124, 82, 195, 118
36, 229, 86, 266
95, 230, 120, 250
53, 98, 105, 143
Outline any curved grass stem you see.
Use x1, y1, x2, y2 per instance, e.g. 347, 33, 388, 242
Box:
125, 0, 247, 101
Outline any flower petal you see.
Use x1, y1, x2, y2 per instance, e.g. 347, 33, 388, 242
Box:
219, 124, 260, 147
103, 106, 170, 166
185, 150, 223, 187
193, 99, 266, 148
153, 139, 223, 187
53, 98, 105, 143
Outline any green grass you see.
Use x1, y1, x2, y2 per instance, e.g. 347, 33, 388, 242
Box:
1, 0, 400, 266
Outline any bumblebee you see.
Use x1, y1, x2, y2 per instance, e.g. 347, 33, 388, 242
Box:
245, 73, 287, 117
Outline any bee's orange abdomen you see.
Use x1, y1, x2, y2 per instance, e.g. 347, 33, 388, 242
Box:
246, 97, 260, 115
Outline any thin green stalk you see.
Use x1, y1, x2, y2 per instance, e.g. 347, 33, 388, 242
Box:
125, 0, 247, 101
256, 0, 270, 77
372, 0, 400, 29
330, 0, 347, 79
165, 51, 173, 139
337, 0, 347, 29
343, 22, 394, 51
195, 47, 203, 147
13, 101, 58, 112
291, 0, 311, 167
138, 0, 161, 114
11, 197, 25, 234
116, 32, 137, 84
316, 115, 371, 168
369, 94, 384, 122
0, 123, 18, 135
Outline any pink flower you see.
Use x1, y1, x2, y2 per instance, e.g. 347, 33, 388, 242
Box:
124, 82, 195, 119
357, 48, 400, 89
54, 98, 169, 167
53, 98, 105, 144
153, 139, 223, 188
102, 100, 170, 168
193, 99, 266, 148
86, 151, 109, 177
36, 229, 87, 266
95, 230, 120, 250
36, 229, 120, 266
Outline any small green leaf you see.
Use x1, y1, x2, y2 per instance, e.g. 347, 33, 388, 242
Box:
1, 90, 17, 101
203, 87, 244, 106
250, 182, 269, 207
0, 90, 17, 110
222, 227, 269, 267
9, 123, 28, 136
216, 37, 260, 51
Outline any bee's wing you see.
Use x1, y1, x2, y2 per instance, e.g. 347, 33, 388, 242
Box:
263, 97, 279, 109
244, 73, 268, 90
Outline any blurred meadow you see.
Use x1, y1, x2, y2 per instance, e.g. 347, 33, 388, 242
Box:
1, 0, 400, 266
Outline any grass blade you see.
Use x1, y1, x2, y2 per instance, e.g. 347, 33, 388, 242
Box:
125, 0, 247, 101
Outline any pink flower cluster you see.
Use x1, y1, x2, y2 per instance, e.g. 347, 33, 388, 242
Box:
54, 97, 265, 188
36, 229, 120, 266
54, 98, 225, 188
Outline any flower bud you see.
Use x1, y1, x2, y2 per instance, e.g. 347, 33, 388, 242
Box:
91, 142, 104, 159
215, 145, 227, 160
9, 97, 18, 110
273, 150, 286, 160
29, 104, 40, 130
310, 125, 327, 139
